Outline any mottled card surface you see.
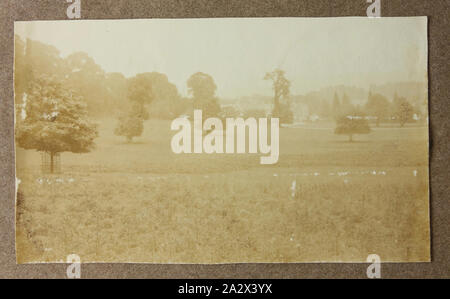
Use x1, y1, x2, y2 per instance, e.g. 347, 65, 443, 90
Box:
14, 17, 429, 263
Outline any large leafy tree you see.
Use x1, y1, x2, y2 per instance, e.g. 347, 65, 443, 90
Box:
114, 74, 154, 142
127, 74, 154, 105
264, 69, 292, 123
145, 72, 185, 119
104, 72, 128, 112
187, 72, 221, 119
14, 36, 67, 106
65, 52, 112, 116
15, 37, 117, 117
125, 73, 155, 121
16, 76, 98, 173
365, 92, 390, 127
392, 93, 414, 127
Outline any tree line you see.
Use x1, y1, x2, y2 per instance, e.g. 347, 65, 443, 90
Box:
307, 91, 422, 128
14, 36, 188, 119
14, 36, 425, 171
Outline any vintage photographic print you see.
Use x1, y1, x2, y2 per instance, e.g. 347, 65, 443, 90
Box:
14, 17, 429, 263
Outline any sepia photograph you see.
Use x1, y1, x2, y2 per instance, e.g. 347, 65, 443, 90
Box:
14, 17, 429, 264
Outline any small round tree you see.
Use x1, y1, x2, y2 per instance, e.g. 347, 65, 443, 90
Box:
393, 94, 414, 127
114, 112, 144, 143
334, 115, 371, 142
15, 76, 98, 173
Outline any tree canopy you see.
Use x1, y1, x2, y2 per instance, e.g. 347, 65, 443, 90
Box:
365, 92, 390, 126
187, 72, 221, 119
144, 72, 187, 119
264, 69, 292, 123
16, 76, 98, 155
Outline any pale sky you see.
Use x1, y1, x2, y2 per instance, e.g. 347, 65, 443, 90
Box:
15, 17, 427, 98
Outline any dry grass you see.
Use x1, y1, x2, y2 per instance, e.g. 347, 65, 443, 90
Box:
15, 119, 430, 263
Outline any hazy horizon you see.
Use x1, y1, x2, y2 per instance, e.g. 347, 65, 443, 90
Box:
15, 17, 427, 98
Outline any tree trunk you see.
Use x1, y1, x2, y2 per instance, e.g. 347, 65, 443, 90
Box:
273, 92, 280, 118
50, 152, 54, 174
273, 101, 280, 118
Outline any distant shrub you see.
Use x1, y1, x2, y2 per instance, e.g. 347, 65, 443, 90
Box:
334, 115, 371, 142
114, 113, 144, 143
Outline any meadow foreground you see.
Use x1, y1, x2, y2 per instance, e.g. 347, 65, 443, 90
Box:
15, 119, 430, 263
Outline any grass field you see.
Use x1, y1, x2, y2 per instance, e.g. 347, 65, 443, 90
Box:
15, 119, 430, 263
